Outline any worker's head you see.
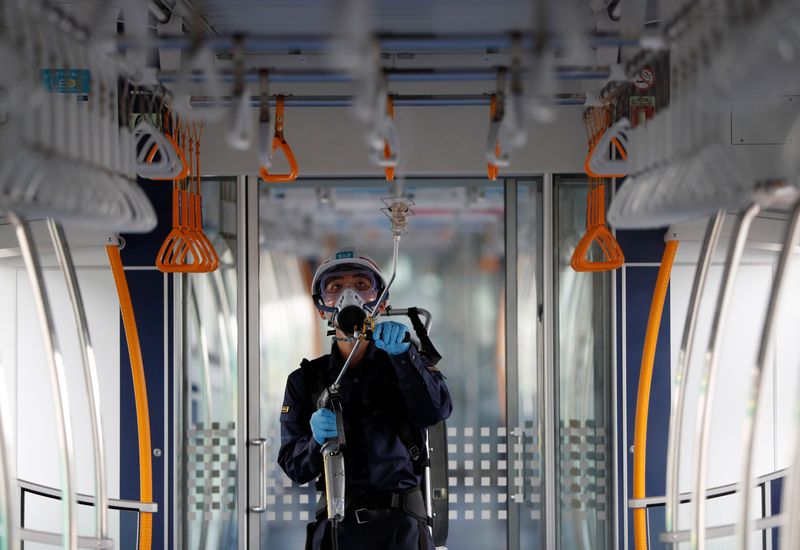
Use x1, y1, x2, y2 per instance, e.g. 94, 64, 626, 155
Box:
311, 249, 388, 334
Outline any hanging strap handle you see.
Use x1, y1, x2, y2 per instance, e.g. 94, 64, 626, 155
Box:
259, 95, 299, 183
384, 95, 396, 181
487, 94, 501, 180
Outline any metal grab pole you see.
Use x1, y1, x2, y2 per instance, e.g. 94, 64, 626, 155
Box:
0, 360, 19, 550
736, 197, 800, 549
782, 406, 800, 549
690, 202, 761, 550
10, 213, 78, 550
47, 219, 109, 542
664, 211, 725, 542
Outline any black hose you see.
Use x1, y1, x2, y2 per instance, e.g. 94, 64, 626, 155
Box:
331, 521, 340, 550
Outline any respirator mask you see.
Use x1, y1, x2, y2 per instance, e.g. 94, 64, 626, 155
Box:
331, 288, 369, 335
317, 268, 384, 335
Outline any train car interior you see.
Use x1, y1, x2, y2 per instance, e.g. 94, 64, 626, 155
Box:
1, 1, 800, 549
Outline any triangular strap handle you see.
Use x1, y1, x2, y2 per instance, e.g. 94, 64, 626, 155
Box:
585, 117, 630, 178
259, 139, 299, 182
259, 96, 299, 183
135, 120, 186, 179
570, 224, 625, 272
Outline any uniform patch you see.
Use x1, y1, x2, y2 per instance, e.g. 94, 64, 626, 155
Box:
281, 405, 290, 414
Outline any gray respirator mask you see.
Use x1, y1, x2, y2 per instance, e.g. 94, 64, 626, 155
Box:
331, 288, 370, 335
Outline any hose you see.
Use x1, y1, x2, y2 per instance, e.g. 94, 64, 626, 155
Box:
632, 239, 679, 550
106, 245, 153, 550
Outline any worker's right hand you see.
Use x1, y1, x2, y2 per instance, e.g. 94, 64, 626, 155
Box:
310, 408, 338, 445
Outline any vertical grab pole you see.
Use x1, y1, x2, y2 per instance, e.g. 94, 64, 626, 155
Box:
664, 211, 725, 543
9, 212, 78, 550
48, 220, 109, 541
0, 359, 19, 550
106, 244, 154, 550
632, 238, 679, 550
690, 202, 761, 550
736, 197, 800, 548
782, 391, 800, 549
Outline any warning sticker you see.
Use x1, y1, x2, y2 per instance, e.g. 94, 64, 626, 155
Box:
633, 67, 656, 90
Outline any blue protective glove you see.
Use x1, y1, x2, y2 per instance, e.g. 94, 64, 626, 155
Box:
310, 408, 338, 445
373, 320, 411, 356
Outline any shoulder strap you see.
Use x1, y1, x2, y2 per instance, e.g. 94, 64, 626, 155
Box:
393, 413, 427, 475
407, 307, 442, 366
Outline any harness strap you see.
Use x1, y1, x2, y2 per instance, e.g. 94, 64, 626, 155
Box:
315, 487, 431, 525
407, 307, 442, 366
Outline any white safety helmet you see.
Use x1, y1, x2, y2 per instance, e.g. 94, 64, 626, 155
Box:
311, 248, 388, 320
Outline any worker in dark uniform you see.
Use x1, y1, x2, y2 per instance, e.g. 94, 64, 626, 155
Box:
278, 249, 452, 550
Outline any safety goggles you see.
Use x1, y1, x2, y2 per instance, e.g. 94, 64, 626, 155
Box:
319, 269, 378, 304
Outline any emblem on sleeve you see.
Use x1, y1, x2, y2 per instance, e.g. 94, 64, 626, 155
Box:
281, 405, 290, 413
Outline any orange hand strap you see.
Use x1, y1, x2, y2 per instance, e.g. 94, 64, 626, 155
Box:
384, 95, 395, 182
259, 95, 299, 183
487, 94, 500, 181
571, 105, 625, 272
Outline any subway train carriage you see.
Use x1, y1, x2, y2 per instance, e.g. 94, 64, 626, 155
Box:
1, 1, 799, 549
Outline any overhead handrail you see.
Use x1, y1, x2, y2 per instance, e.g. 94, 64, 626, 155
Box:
570, 105, 624, 272
106, 244, 154, 550
47, 219, 109, 543
736, 192, 800, 549
259, 95, 299, 183
226, 34, 253, 151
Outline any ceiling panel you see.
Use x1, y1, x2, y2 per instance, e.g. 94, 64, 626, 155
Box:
199, 0, 533, 37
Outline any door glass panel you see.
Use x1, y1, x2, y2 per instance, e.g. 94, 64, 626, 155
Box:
183, 178, 240, 549
516, 180, 544, 548
554, 177, 613, 550
257, 179, 507, 549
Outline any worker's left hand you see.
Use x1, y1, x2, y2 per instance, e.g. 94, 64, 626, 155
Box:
373, 321, 411, 355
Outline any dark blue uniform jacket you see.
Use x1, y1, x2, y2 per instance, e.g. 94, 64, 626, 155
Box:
278, 341, 452, 493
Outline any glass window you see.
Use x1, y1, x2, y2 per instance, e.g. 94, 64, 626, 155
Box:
554, 176, 614, 550
257, 179, 508, 549
183, 178, 240, 549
